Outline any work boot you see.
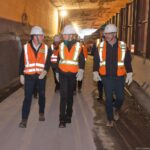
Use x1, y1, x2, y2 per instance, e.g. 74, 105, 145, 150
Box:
113, 108, 119, 121
106, 120, 114, 127
39, 113, 45, 121
19, 119, 27, 128
59, 121, 66, 128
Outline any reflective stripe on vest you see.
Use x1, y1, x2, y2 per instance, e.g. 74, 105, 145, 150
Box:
51, 44, 54, 51
50, 54, 58, 62
119, 41, 126, 66
73, 42, 80, 61
99, 41, 105, 66
24, 68, 44, 73
24, 43, 48, 74
59, 60, 78, 65
60, 42, 65, 59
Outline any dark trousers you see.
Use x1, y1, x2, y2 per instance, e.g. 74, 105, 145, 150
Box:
33, 81, 38, 97
59, 72, 76, 121
74, 80, 82, 91
102, 76, 125, 121
52, 67, 59, 89
22, 75, 46, 119
97, 80, 103, 98
78, 81, 82, 89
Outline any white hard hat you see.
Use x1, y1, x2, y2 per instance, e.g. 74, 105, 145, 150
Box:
30, 26, 44, 35
104, 24, 117, 34
62, 24, 76, 35
54, 35, 61, 42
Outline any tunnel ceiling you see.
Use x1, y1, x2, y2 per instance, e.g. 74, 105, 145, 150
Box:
50, 0, 132, 29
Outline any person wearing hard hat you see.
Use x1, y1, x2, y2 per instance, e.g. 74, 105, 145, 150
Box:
19, 26, 52, 128
57, 24, 85, 128
50, 34, 61, 92
93, 24, 133, 127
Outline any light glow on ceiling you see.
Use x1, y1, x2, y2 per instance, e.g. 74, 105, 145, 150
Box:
60, 10, 68, 17
72, 22, 97, 39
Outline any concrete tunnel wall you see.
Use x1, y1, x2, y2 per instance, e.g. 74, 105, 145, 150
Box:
0, 0, 58, 89
132, 55, 150, 97
0, 0, 58, 35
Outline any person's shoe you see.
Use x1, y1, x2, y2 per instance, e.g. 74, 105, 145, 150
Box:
66, 117, 71, 124
113, 108, 119, 121
59, 121, 66, 128
106, 120, 114, 127
39, 113, 45, 121
19, 119, 27, 128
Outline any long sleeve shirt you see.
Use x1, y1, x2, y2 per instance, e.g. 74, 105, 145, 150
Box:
93, 40, 133, 77
19, 40, 52, 75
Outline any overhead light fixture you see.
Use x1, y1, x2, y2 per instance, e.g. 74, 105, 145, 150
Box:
60, 10, 67, 17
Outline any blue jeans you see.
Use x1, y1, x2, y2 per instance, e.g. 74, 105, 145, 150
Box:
102, 76, 125, 121
22, 75, 46, 119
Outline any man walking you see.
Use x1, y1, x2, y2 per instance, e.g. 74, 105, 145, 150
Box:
19, 26, 51, 128
58, 24, 85, 128
93, 24, 133, 127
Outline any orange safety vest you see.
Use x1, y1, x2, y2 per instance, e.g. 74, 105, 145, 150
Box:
50, 49, 59, 64
59, 42, 81, 73
98, 41, 126, 76
24, 43, 48, 75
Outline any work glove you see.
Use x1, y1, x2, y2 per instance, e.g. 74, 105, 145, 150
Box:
39, 70, 47, 79
56, 72, 59, 82
20, 75, 25, 85
125, 72, 133, 85
76, 69, 84, 81
93, 71, 101, 82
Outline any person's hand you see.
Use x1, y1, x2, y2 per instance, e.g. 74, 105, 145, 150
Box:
93, 71, 101, 82
76, 69, 84, 81
20, 75, 25, 85
56, 73, 59, 82
39, 70, 47, 79
125, 72, 133, 85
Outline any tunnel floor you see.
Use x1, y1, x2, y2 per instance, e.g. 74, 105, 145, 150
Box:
0, 56, 150, 150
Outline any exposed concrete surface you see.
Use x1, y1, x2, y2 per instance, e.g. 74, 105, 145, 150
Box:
0, 56, 150, 150
132, 55, 150, 97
